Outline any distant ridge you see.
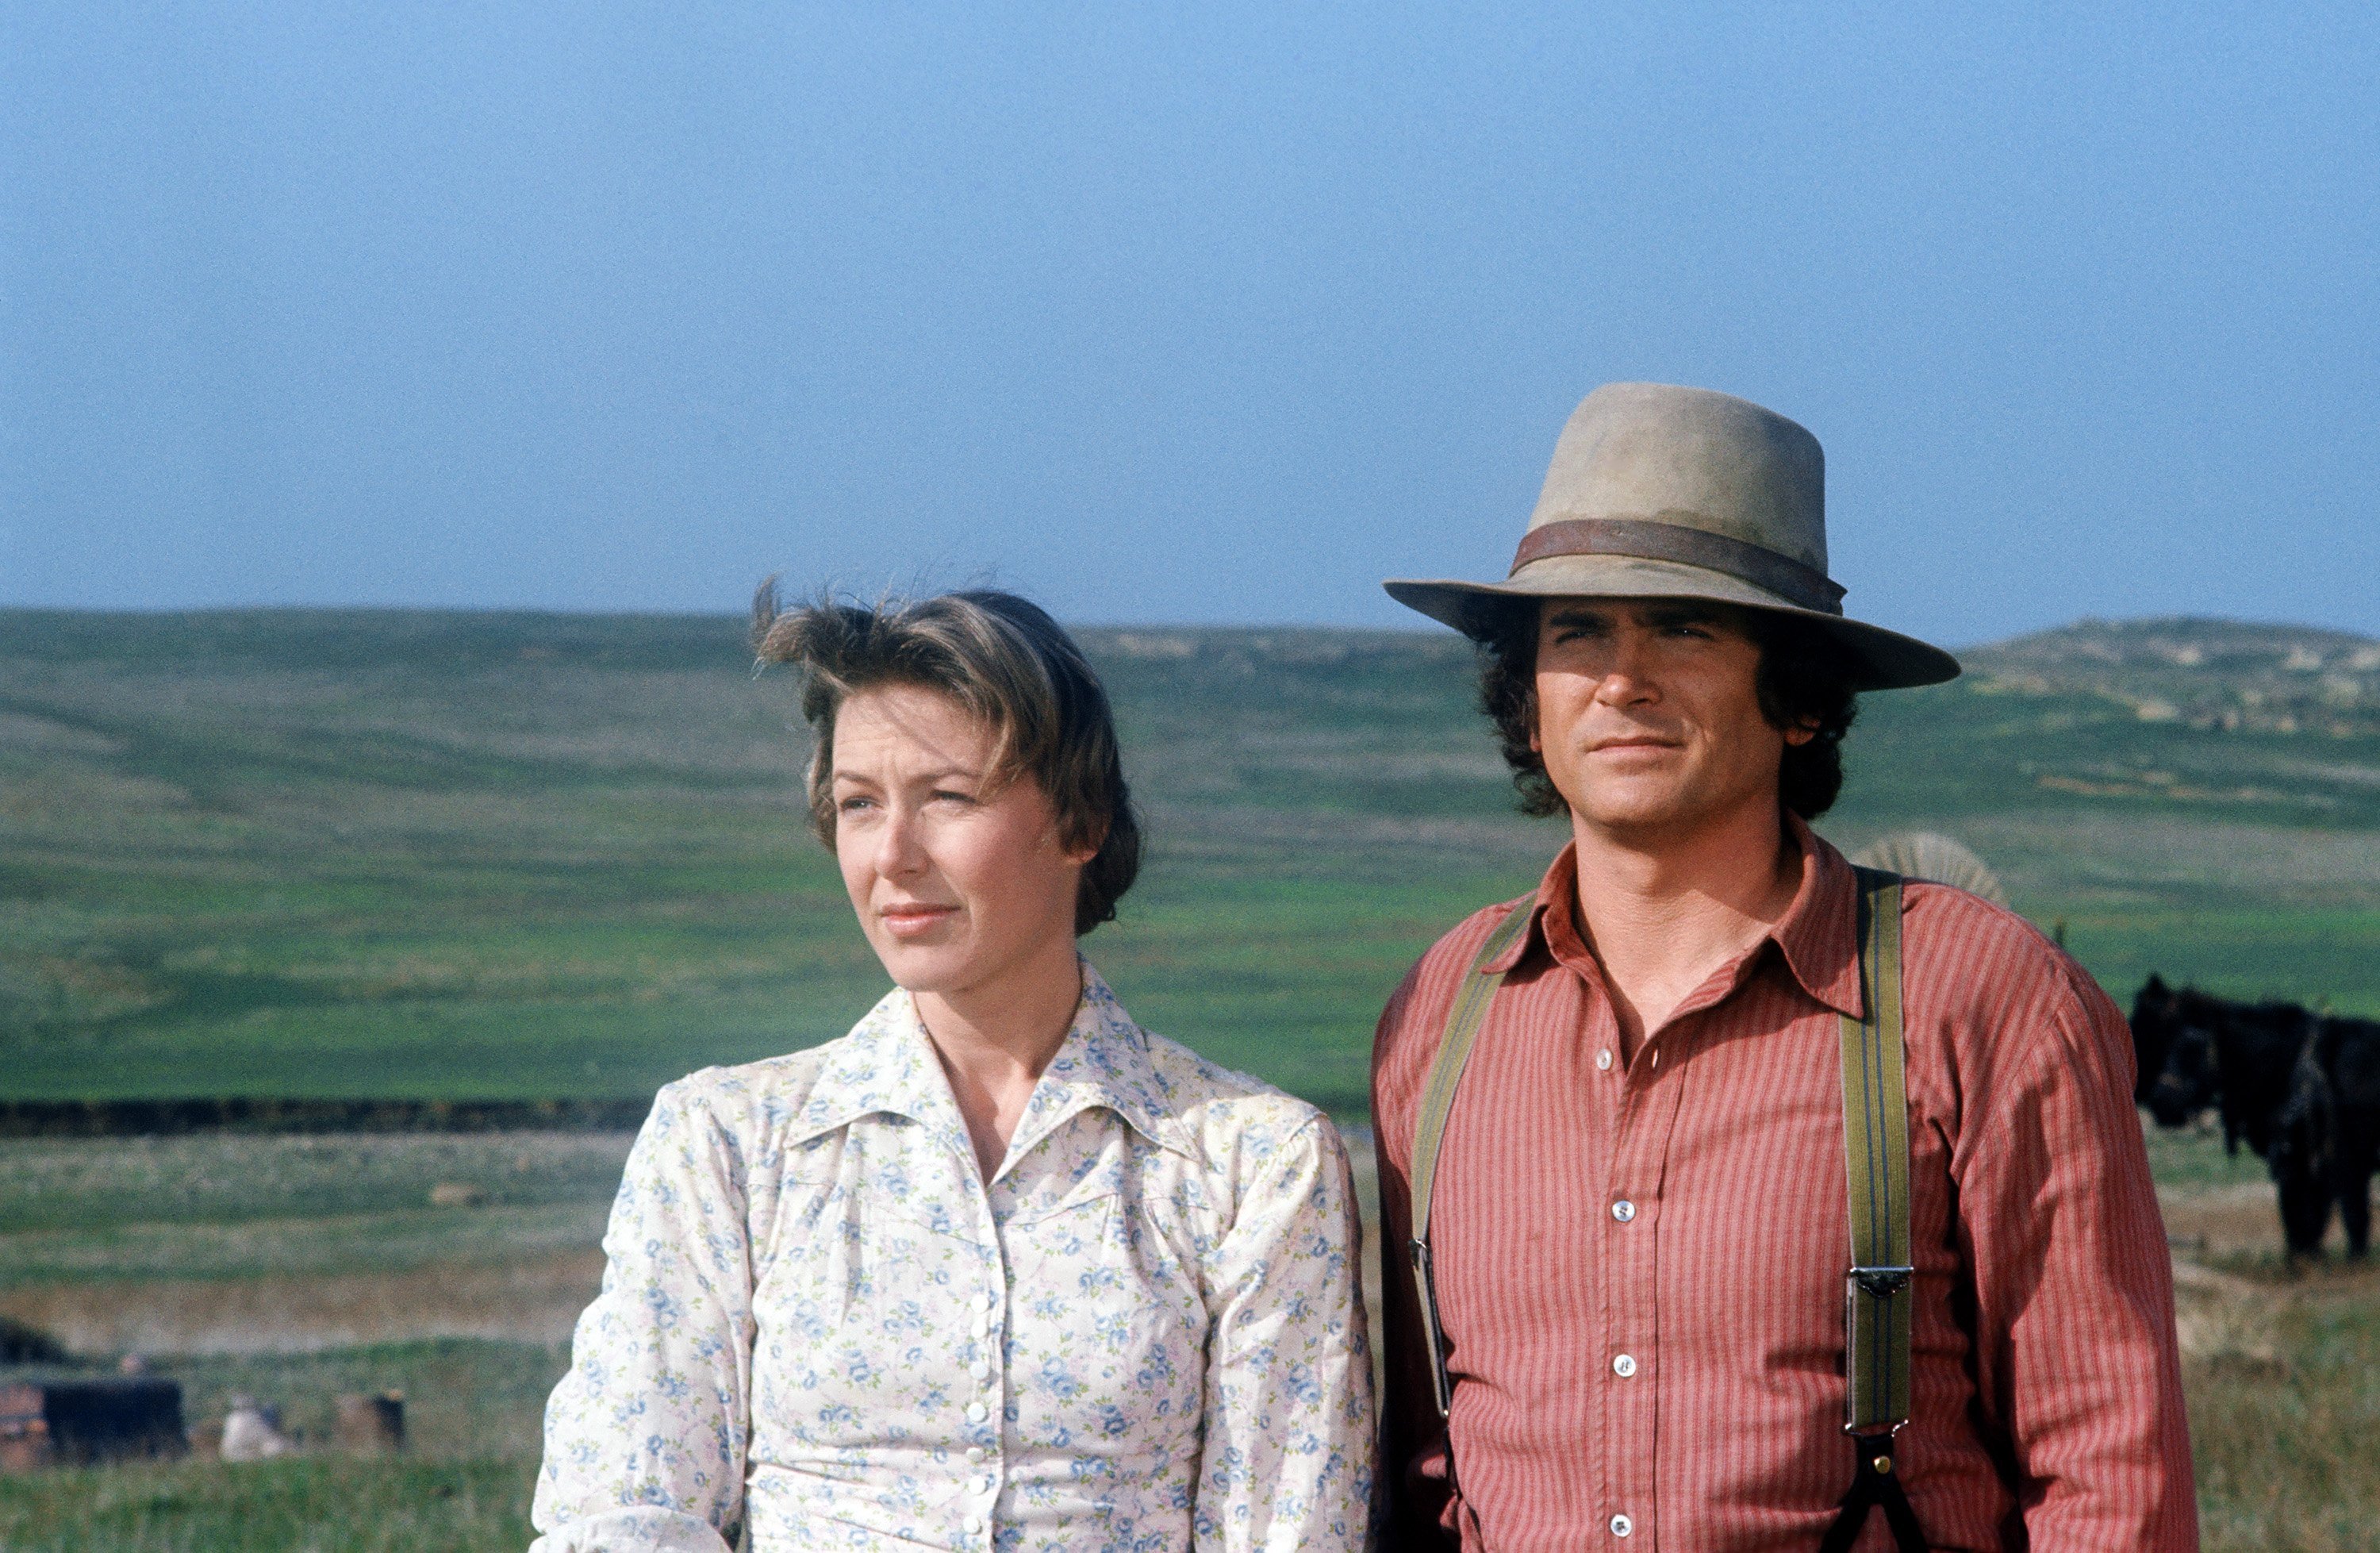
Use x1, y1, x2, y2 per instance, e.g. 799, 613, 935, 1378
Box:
1963, 617, 2380, 736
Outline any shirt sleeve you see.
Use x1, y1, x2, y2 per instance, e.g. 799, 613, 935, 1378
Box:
1368, 947, 1472, 1553
1954, 956, 2199, 1549
530, 1079, 754, 1553
1192, 1113, 1378, 1553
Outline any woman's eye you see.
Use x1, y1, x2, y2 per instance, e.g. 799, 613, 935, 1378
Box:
837, 795, 874, 813
931, 789, 976, 805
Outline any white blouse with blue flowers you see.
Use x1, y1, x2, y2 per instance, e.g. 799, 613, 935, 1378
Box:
529, 964, 1375, 1553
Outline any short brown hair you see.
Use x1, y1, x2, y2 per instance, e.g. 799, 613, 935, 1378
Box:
1468, 599, 1861, 821
752, 584, 1142, 935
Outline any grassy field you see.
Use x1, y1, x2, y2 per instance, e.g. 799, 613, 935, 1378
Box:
0, 1125, 2374, 1551
5, 606, 2380, 1547
6, 609, 2380, 1113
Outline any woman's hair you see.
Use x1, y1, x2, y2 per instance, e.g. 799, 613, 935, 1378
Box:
752, 583, 1141, 935
1468, 598, 1861, 821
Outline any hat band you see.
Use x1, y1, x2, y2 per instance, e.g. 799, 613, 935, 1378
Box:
1511, 518, 1847, 615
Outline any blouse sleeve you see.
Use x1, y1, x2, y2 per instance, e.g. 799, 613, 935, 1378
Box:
1192, 1113, 1378, 1553
530, 1079, 756, 1553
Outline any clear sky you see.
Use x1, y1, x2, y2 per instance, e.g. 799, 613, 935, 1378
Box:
3, 3, 2374, 647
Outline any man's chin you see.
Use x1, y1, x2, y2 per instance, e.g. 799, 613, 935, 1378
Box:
1562, 788, 1698, 836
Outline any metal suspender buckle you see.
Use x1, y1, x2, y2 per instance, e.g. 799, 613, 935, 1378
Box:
1409, 1239, 1455, 1417
1851, 1264, 1914, 1301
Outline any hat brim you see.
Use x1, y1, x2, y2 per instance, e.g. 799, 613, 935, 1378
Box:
1384, 554, 1960, 692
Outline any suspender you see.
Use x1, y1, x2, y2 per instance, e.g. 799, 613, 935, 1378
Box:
1404, 867, 1925, 1550
1405, 894, 1535, 1418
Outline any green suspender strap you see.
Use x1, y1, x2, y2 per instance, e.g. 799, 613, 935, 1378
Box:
1821, 867, 1928, 1553
1406, 895, 1535, 1420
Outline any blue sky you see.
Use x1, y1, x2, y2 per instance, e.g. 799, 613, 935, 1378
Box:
3, 3, 2374, 646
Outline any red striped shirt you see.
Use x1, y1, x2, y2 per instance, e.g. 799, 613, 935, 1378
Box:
1371, 821, 2196, 1551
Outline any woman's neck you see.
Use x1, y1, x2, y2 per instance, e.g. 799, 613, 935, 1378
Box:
912, 932, 1085, 1182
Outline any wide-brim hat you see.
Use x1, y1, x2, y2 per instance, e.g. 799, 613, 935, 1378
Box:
1384, 382, 1960, 690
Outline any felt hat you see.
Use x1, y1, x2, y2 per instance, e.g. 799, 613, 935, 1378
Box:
1384, 382, 1960, 690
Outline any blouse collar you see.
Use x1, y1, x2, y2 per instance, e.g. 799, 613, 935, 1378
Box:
789, 959, 1193, 1169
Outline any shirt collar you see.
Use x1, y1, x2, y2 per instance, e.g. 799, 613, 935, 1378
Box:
1484, 813, 1865, 1021
789, 959, 1192, 1163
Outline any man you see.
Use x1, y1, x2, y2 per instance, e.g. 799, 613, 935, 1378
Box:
1372, 383, 2194, 1550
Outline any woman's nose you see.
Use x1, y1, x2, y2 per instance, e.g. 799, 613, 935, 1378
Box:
875, 808, 927, 875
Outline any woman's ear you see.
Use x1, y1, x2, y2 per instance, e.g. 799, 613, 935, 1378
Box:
1062, 819, 1107, 867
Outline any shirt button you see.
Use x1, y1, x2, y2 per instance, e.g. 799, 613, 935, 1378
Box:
1596, 1048, 1614, 1071
966, 1401, 988, 1423
1610, 1512, 1633, 1538
1611, 1199, 1635, 1223
1613, 1353, 1638, 1378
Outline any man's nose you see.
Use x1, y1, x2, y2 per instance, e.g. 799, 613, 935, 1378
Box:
1591, 633, 1658, 704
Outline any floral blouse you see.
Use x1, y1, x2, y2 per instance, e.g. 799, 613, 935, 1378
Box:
529, 964, 1376, 1553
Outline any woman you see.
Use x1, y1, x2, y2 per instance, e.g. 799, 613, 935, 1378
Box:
531, 588, 1375, 1553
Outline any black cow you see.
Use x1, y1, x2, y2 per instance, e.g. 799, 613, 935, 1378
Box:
2292, 1014, 2380, 1260
2129, 978, 2356, 1260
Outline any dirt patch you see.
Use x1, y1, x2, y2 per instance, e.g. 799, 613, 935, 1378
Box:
0, 1251, 601, 1356
2159, 1182, 2286, 1259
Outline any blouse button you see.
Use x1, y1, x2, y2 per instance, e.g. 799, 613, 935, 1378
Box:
965, 1446, 985, 1462
1610, 1512, 1634, 1538
966, 1401, 988, 1423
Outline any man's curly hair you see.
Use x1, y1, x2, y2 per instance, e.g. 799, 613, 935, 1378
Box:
1468, 599, 1861, 821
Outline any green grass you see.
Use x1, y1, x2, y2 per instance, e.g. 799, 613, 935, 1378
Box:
0, 1338, 565, 1553
10, 609, 2380, 1111
2188, 1281, 2380, 1552
0, 1455, 534, 1553
5, 608, 2380, 1545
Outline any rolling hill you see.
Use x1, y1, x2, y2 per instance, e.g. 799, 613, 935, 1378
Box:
3, 609, 2376, 1112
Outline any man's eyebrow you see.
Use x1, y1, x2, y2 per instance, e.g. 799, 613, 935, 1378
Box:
1543, 605, 1612, 628
1640, 603, 1729, 627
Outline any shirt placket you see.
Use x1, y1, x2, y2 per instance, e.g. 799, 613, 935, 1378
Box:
1598, 1022, 1691, 1547
954, 1141, 1010, 1547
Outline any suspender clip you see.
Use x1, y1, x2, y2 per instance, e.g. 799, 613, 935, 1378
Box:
1408, 1239, 1454, 1417
1851, 1264, 1914, 1300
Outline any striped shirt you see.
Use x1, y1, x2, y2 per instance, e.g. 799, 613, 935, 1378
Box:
1371, 820, 2196, 1551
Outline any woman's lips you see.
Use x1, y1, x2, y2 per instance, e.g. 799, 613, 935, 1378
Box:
880, 904, 960, 939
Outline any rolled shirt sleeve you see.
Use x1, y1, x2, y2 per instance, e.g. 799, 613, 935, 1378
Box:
1192, 1114, 1377, 1553
532, 1080, 755, 1553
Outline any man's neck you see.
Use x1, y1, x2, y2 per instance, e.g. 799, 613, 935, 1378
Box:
1568, 799, 1805, 1059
